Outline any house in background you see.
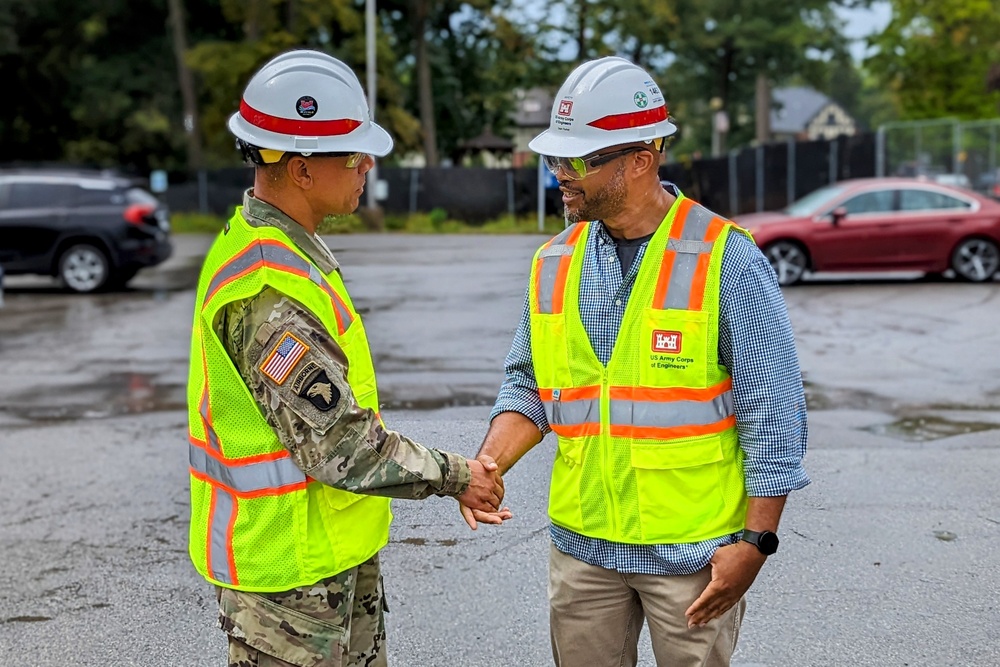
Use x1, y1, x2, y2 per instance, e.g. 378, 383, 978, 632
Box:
770, 86, 857, 142
510, 87, 554, 167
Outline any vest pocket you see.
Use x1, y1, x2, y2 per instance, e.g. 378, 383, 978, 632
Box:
629, 435, 727, 542
548, 437, 585, 530
639, 308, 710, 388
530, 313, 572, 387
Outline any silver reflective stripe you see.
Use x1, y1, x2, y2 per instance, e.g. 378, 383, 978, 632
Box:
209, 488, 235, 585
667, 239, 713, 255
537, 255, 563, 314
610, 390, 734, 428
308, 263, 324, 285
536, 225, 583, 314
539, 244, 574, 258
190, 444, 306, 493
681, 204, 715, 241
199, 393, 221, 451
332, 296, 352, 330
660, 205, 717, 310
542, 397, 600, 427
206, 242, 312, 302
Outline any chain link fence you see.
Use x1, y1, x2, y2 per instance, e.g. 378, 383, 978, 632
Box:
876, 118, 1000, 197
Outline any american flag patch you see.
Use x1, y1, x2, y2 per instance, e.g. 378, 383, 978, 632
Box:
260, 332, 309, 385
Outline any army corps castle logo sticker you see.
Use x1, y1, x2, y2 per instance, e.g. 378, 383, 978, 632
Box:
634, 91, 648, 108
296, 95, 318, 118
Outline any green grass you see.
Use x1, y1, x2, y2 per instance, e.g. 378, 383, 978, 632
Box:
170, 210, 568, 235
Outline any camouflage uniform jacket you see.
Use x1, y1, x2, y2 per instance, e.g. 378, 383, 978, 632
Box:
215, 191, 472, 500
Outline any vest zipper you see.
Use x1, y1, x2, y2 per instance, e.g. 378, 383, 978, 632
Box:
601, 366, 618, 535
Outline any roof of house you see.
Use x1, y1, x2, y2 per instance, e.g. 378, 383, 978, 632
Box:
770, 86, 839, 134
511, 87, 554, 128
459, 127, 514, 151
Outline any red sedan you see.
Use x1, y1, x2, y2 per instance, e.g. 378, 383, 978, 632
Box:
734, 178, 1000, 285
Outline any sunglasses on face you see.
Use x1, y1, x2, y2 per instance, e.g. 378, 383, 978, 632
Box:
542, 146, 649, 181
256, 148, 369, 168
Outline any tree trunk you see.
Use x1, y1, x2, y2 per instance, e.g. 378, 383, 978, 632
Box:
412, 0, 438, 166
755, 72, 770, 145
166, 0, 203, 172
577, 0, 587, 61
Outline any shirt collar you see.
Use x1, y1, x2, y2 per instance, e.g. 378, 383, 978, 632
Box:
594, 180, 683, 244
240, 189, 339, 274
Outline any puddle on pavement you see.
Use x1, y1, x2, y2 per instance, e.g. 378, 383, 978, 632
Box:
2, 616, 52, 624
862, 416, 1000, 442
3, 372, 185, 422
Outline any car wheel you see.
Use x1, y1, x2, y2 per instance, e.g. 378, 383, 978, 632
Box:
950, 238, 1000, 282
763, 241, 809, 286
59, 243, 110, 293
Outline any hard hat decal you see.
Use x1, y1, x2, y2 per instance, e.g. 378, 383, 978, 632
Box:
588, 105, 668, 131
557, 100, 574, 116
634, 92, 648, 108
240, 100, 362, 136
296, 96, 318, 118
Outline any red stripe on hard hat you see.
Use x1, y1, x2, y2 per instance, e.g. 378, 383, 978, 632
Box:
240, 99, 362, 136
587, 106, 668, 131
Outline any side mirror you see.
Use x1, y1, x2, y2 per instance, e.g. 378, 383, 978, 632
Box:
830, 207, 847, 225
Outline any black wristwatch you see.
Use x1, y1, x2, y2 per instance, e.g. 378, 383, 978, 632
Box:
741, 529, 779, 555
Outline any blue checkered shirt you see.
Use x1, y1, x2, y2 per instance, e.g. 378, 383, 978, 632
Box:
491, 192, 810, 575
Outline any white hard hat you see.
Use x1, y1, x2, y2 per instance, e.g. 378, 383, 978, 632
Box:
528, 57, 677, 158
228, 50, 393, 157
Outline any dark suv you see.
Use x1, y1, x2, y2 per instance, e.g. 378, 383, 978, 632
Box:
0, 169, 172, 292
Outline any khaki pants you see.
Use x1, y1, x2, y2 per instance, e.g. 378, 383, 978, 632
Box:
218, 553, 387, 667
549, 544, 745, 667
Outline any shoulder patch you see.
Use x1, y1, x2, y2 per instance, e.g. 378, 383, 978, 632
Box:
259, 331, 310, 385
298, 369, 341, 412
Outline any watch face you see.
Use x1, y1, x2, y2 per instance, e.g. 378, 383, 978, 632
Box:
758, 531, 779, 555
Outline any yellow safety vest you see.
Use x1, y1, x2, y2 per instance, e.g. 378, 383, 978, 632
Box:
187, 208, 391, 592
530, 196, 751, 544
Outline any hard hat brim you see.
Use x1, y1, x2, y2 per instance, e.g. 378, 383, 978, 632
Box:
228, 112, 394, 157
528, 121, 677, 158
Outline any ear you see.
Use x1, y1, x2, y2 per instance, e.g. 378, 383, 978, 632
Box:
632, 148, 659, 178
286, 156, 314, 190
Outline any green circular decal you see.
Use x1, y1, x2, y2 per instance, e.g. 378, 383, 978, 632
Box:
634, 91, 648, 108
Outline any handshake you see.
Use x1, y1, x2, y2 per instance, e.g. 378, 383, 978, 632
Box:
456, 454, 513, 530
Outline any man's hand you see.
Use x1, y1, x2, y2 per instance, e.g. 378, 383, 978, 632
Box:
459, 502, 513, 530
456, 454, 505, 514
685, 541, 766, 628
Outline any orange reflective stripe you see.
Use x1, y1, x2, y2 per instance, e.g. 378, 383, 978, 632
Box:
534, 223, 588, 315
687, 217, 726, 311
610, 379, 733, 403
670, 198, 695, 240
652, 198, 695, 307
191, 469, 309, 499
551, 422, 602, 437
551, 254, 572, 315
610, 415, 736, 440
539, 385, 602, 401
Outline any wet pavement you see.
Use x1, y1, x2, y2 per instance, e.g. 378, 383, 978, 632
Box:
0, 233, 999, 666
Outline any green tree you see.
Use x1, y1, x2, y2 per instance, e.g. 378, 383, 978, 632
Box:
868, 0, 1000, 120
662, 0, 848, 154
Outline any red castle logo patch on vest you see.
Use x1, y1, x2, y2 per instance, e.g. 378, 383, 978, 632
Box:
652, 330, 682, 354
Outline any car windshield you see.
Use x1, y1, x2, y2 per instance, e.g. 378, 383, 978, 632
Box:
783, 184, 848, 216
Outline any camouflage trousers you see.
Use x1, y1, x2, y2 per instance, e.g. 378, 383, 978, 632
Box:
217, 553, 387, 667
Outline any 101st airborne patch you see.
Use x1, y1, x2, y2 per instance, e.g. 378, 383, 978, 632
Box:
259, 331, 310, 385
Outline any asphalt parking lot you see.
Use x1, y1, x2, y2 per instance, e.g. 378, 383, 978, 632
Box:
0, 233, 998, 666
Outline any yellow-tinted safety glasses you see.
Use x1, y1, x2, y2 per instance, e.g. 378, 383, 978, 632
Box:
258, 149, 368, 168
542, 138, 666, 181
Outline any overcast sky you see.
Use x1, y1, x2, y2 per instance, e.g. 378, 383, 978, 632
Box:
835, 1, 892, 61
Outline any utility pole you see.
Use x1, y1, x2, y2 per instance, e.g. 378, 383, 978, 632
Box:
366, 0, 378, 210
167, 0, 203, 174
